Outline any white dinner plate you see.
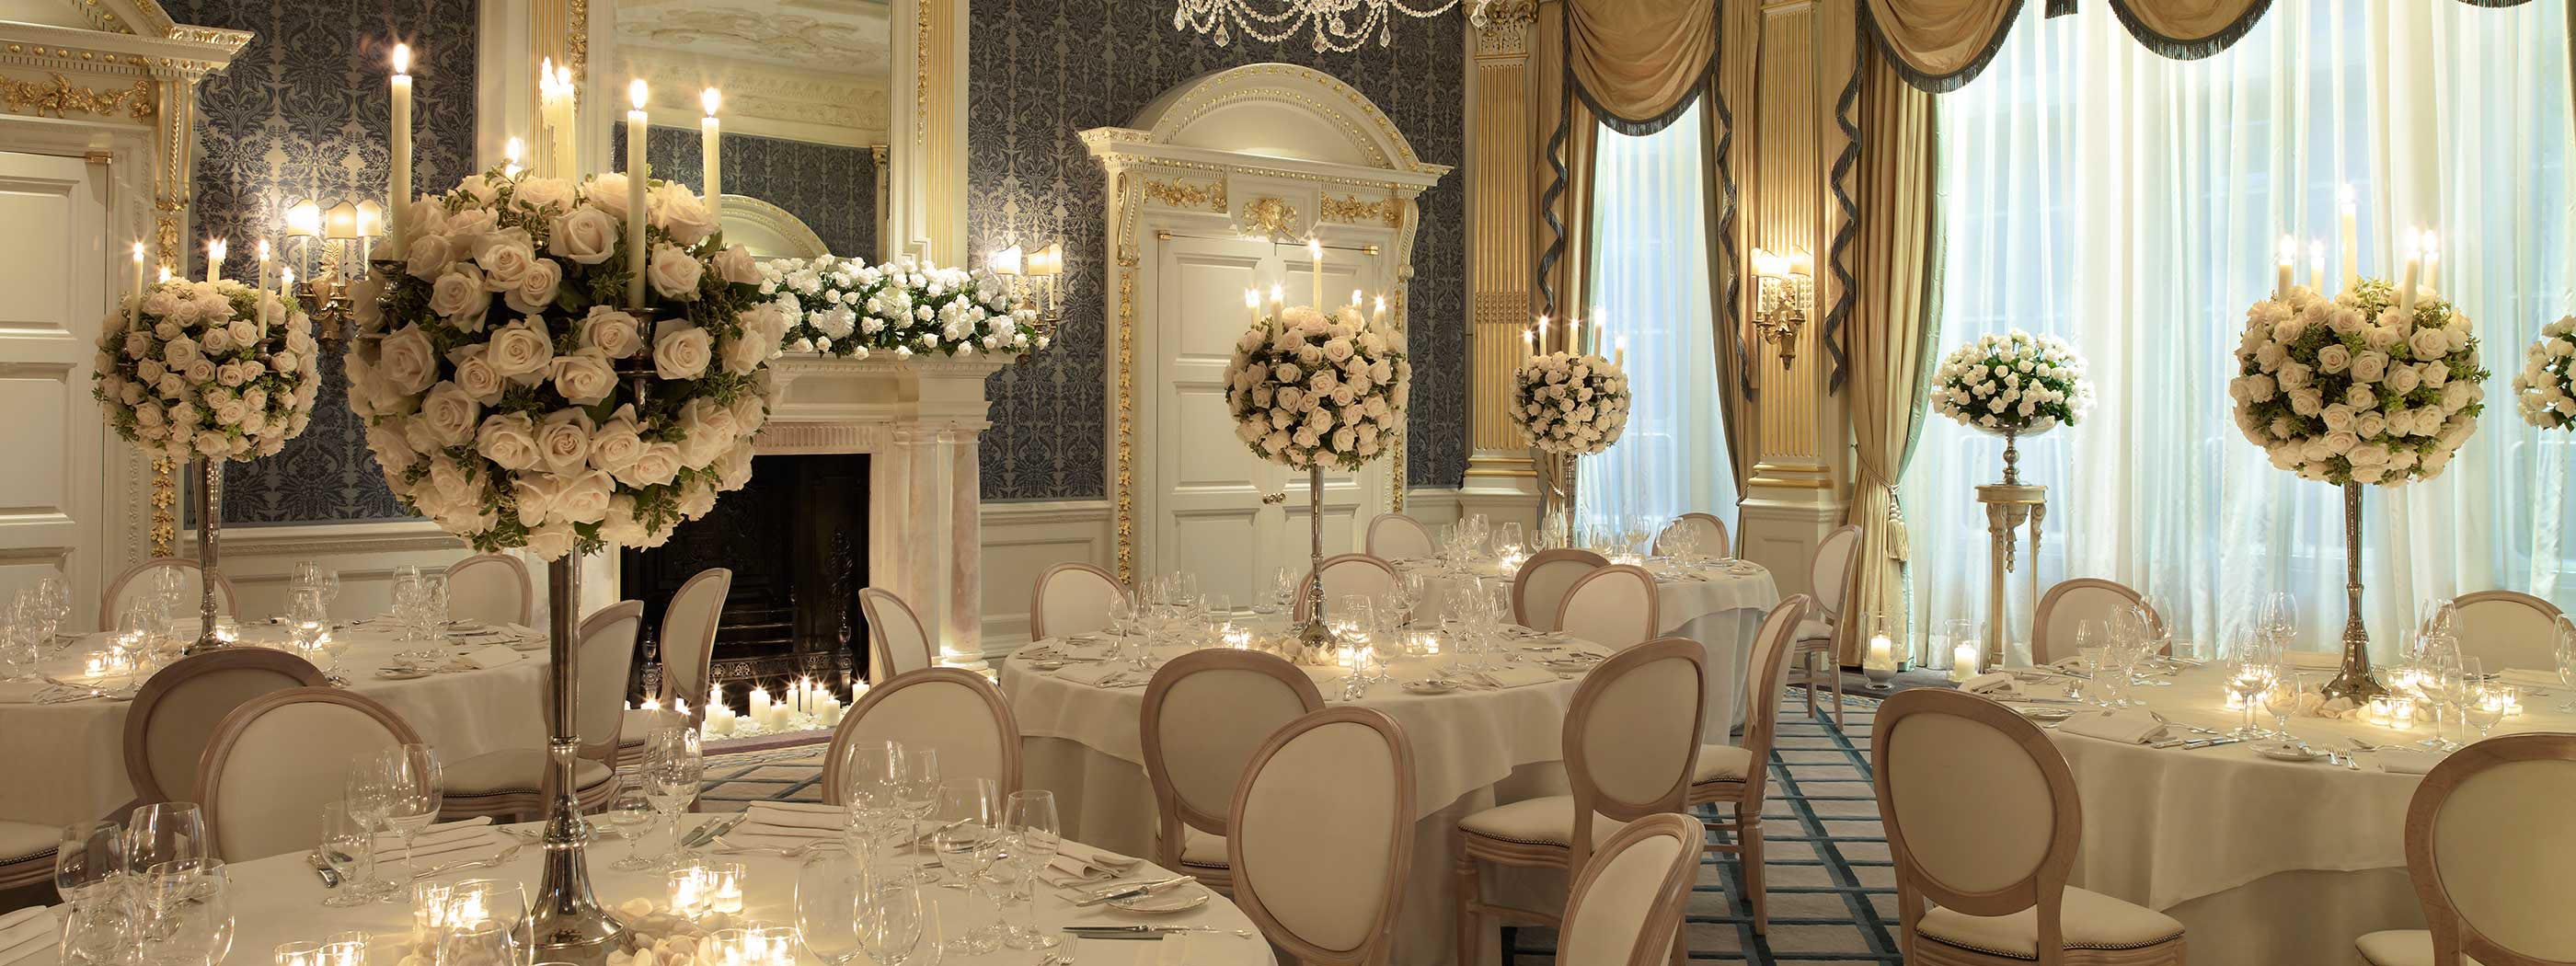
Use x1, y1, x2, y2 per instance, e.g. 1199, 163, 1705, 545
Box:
2010, 706, 2077, 723
2252, 741, 2325, 763
1402, 680, 1461, 695
1108, 890, 1209, 914
376, 666, 433, 680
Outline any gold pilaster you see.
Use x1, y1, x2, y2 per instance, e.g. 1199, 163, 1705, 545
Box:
1466, 1, 1539, 481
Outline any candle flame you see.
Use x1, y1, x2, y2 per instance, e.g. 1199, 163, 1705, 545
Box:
156, 266, 171, 283
282, 268, 294, 288
207, 238, 227, 263
2276, 234, 2296, 265
1307, 237, 1322, 258
390, 42, 410, 75
701, 86, 722, 117
132, 241, 144, 262
628, 78, 650, 111
1269, 283, 1282, 304
256, 238, 270, 260
504, 136, 523, 164
1374, 294, 1386, 313
2338, 182, 2357, 209
1243, 288, 1259, 309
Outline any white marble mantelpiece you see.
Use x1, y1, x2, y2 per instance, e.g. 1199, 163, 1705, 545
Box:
756, 353, 1012, 667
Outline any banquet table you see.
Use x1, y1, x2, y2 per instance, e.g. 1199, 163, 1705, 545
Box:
19, 818, 1273, 966
1002, 631, 1619, 965
2020, 661, 2576, 966
0, 623, 549, 827
1398, 554, 1777, 737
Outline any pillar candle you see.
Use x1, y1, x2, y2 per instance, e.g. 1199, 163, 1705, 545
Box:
2307, 240, 2324, 294
255, 239, 272, 302
2337, 184, 2359, 286
205, 238, 225, 284
1372, 294, 1386, 328
1866, 634, 1893, 670
128, 242, 144, 327
1306, 237, 1323, 308
1951, 642, 1977, 682
387, 43, 411, 260
700, 88, 723, 224
1523, 327, 1535, 357
625, 79, 650, 310
2421, 230, 2439, 293
1614, 336, 1627, 370
502, 137, 523, 179
1243, 288, 1259, 328
2274, 235, 2294, 301
2398, 229, 2421, 314
1268, 283, 1282, 313
1535, 316, 1549, 354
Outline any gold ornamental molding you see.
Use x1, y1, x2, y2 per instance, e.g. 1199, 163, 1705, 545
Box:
1240, 196, 1300, 238
1142, 178, 1225, 212
0, 72, 152, 119
1319, 192, 1401, 227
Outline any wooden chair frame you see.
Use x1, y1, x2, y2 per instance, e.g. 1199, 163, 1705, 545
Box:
1510, 548, 1608, 630
858, 587, 934, 684
444, 552, 535, 627
1795, 523, 1866, 726
1029, 561, 1123, 642
1138, 649, 1325, 887
1554, 564, 1662, 650
2030, 578, 2166, 666
122, 648, 328, 806
98, 557, 237, 628
1228, 707, 1417, 966
2399, 732, 2576, 966
1558, 813, 1705, 966
1291, 553, 1401, 623
195, 686, 422, 861
1365, 512, 1435, 559
822, 668, 1022, 803
1687, 594, 1811, 934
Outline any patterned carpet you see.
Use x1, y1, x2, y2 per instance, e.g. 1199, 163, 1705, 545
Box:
692, 690, 1899, 964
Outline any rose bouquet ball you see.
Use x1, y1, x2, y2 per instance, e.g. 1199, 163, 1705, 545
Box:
1224, 305, 1409, 470
93, 279, 320, 462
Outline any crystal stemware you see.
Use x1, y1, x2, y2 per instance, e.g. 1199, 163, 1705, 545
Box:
892, 748, 941, 883
838, 739, 906, 859
604, 781, 658, 871
795, 849, 865, 966
55, 821, 126, 908
317, 802, 376, 908
641, 728, 703, 868
995, 791, 1060, 950
854, 873, 926, 966
928, 778, 1000, 955
371, 745, 443, 881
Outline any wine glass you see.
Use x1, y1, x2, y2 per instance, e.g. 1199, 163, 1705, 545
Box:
838, 740, 905, 858
892, 748, 941, 883
995, 790, 1060, 950
55, 821, 126, 908
928, 778, 1000, 955
854, 874, 926, 966
795, 848, 865, 966
2463, 684, 2515, 741
0, 617, 40, 683
339, 759, 394, 900
372, 745, 443, 881
1496, 522, 1525, 558
641, 728, 703, 868
435, 880, 531, 966
136, 859, 231, 966
58, 886, 133, 966
2553, 616, 2576, 712
289, 588, 333, 671
317, 802, 377, 908
35, 574, 69, 642
2260, 672, 2306, 745
2220, 637, 2275, 739
604, 782, 658, 871
126, 802, 207, 876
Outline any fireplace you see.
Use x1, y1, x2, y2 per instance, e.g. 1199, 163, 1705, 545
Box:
622, 454, 870, 696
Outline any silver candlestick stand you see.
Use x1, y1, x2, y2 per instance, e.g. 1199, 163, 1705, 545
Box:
1974, 430, 2044, 673
530, 555, 626, 963
1294, 464, 1337, 660
2321, 481, 2388, 702
186, 457, 226, 654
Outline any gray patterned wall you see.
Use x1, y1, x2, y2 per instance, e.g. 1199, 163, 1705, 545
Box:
184, 0, 478, 524
612, 125, 879, 259
969, 0, 1471, 500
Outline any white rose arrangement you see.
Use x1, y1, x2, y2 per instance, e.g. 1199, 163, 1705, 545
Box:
1928, 329, 2095, 435
91, 280, 320, 462
2512, 315, 2576, 431
1508, 351, 1630, 455
348, 167, 789, 560
1224, 305, 1409, 470
2228, 280, 2491, 486
757, 255, 1045, 359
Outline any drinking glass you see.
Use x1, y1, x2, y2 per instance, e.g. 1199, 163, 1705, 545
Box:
126, 802, 207, 876
289, 588, 333, 669
854, 874, 926, 966
58, 891, 133, 966
892, 749, 941, 883
928, 778, 1000, 954
604, 782, 658, 871
2220, 638, 2274, 739
0, 618, 39, 682
2260, 672, 2306, 743
2554, 616, 2576, 712
373, 745, 443, 880
431, 917, 518, 966
56, 821, 126, 907
995, 790, 1061, 949
2464, 684, 2515, 740
795, 848, 865, 966
2076, 641, 2110, 706
2260, 591, 2298, 649
136, 859, 231, 966
641, 728, 704, 868
318, 802, 377, 908
838, 739, 905, 857
1496, 522, 1525, 558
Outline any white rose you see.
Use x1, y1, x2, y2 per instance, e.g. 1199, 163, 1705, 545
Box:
512, 472, 566, 526
512, 177, 577, 213
647, 245, 705, 301
429, 268, 491, 331
650, 183, 719, 246
581, 174, 636, 222
523, 519, 578, 561
488, 316, 556, 380
2386, 364, 2422, 395
719, 333, 765, 375
552, 351, 619, 406
553, 469, 615, 524
580, 306, 644, 359
653, 322, 713, 380
2408, 328, 2451, 361
405, 234, 454, 281
477, 241, 538, 293
506, 259, 564, 316
2317, 344, 2352, 374
449, 344, 505, 404
419, 381, 482, 446
549, 206, 620, 265
598, 495, 649, 546
617, 441, 683, 489
227, 318, 260, 349
378, 325, 439, 396
713, 246, 761, 286
536, 408, 594, 475
676, 397, 741, 466
476, 412, 542, 470
589, 408, 645, 474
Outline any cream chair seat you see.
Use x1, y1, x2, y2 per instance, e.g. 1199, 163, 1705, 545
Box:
1177, 827, 1229, 874
2352, 931, 2488, 966
0, 821, 57, 890
2347, 731, 2576, 966
1691, 742, 1755, 784
99, 557, 236, 628
1454, 798, 1631, 848
1916, 887, 2184, 960
1139, 650, 1325, 895
1685, 594, 1811, 934
1511, 549, 1606, 632
859, 588, 937, 685
1365, 512, 1437, 560
444, 553, 533, 627
1793, 523, 1865, 726
441, 751, 616, 801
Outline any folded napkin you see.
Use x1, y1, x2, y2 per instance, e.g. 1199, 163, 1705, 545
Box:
1959, 673, 2018, 696
376, 817, 497, 859
2377, 748, 2449, 776
2283, 650, 2342, 671
1482, 667, 1559, 689
1038, 842, 1140, 888
2058, 709, 2168, 744
732, 802, 846, 840
0, 905, 56, 965
1021, 641, 1111, 662
463, 645, 522, 670
717, 831, 838, 852
2496, 668, 2562, 688
1056, 663, 1139, 687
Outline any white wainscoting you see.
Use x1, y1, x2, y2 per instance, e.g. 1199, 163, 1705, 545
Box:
191, 520, 474, 621
974, 499, 1116, 657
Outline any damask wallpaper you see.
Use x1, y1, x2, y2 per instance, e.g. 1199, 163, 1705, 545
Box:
180, 0, 479, 524
611, 126, 879, 260
968, 0, 1471, 500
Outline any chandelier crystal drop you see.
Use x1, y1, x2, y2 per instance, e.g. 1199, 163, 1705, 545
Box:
1173, 0, 1495, 52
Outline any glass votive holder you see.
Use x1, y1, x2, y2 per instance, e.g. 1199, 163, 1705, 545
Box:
746, 926, 799, 966
275, 940, 323, 966
705, 861, 747, 914
666, 866, 710, 920
410, 881, 456, 933
702, 928, 754, 966
319, 937, 367, 966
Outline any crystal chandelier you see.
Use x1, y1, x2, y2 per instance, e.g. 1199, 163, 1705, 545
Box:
1174, 0, 1497, 52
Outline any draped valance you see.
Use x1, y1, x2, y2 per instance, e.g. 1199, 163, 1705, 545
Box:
1564, 0, 1720, 132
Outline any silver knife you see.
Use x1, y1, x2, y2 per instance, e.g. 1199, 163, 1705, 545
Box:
1064, 926, 1182, 937
2181, 737, 2243, 750
305, 851, 340, 888
1071, 876, 1194, 907
680, 815, 746, 849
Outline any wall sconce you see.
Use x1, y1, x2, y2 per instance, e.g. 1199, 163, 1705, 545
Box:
1751, 247, 1813, 370
987, 241, 1063, 340
284, 198, 385, 343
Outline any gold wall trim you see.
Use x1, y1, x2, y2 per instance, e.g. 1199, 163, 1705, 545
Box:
1143, 178, 1225, 212
0, 72, 152, 118
1320, 193, 1401, 226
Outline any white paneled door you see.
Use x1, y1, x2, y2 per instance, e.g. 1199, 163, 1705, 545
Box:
0, 152, 107, 627
1145, 233, 1388, 610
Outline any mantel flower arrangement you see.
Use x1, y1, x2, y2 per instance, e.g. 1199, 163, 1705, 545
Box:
756, 255, 1045, 359
347, 167, 788, 559
2228, 280, 2490, 486
1509, 351, 1630, 456
92, 280, 321, 462
2512, 315, 2576, 431
1929, 329, 2095, 437
1224, 305, 1409, 470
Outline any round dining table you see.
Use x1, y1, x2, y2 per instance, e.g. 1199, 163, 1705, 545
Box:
0, 623, 549, 827
1001, 628, 1624, 965
1399, 554, 1778, 737
2021, 660, 2576, 966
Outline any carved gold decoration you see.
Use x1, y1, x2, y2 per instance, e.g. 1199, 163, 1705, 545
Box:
0, 73, 152, 119
1113, 171, 1139, 584
150, 455, 175, 557
1240, 196, 1300, 239
567, 0, 589, 76
1320, 193, 1401, 227
1143, 178, 1225, 212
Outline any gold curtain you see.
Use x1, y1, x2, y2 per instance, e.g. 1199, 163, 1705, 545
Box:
1837, 39, 1941, 661
1565, 0, 1721, 123
1862, 0, 2278, 92
1705, 0, 1759, 496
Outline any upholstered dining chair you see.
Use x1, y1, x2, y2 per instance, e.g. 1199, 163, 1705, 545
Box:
1872, 689, 2186, 965
122, 648, 328, 808
1139, 649, 1326, 894
2449, 590, 2567, 673
1652, 512, 1731, 559
195, 687, 423, 862
621, 569, 730, 765
1229, 707, 1416, 966
822, 668, 1020, 804
1511, 548, 1607, 632
1555, 813, 1704, 966
1685, 593, 1811, 934
442, 601, 638, 822
443, 553, 533, 627
1290, 553, 1401, 623
2030, 578, 2163, 667
2353, 731, 2576, 966
1029, 562, 1124, 642
1365, 512, 1437, 561
98, 557, 236, 628
0, 822, 56, 891
1556, 564, 1660, 650
1792, 523, 1865, 726
859, 588, 937, 686
1455, 638, 1707, 966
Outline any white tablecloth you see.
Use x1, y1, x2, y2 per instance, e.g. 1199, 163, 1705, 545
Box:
0, 624, 550, 827
21, 818, 1274, 966
1001, 640, 1597, 965
1401, 557, 1778, 737
2034, 663, 2576, 965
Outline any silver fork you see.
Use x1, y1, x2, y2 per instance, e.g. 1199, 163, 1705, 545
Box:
411, 843, 526, 880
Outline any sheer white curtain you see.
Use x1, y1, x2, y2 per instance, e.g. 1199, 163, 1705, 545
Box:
1911, 0, 2573, 665
1576, 103, 1739, 533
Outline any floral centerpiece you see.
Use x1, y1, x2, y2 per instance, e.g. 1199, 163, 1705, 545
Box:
346, 167, 789, 560
1508, 351, 1630, 456
93, 280, 321, 462
2512, 315, 2576, 431
757, 255, 1045, 358
1929, 329, 2095, 442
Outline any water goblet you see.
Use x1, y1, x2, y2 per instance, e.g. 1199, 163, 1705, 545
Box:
318, 802, 377, 908
604, 782, 658, 871
855, 874, 926, 966
2463, 684, 2515, 741
55, 820, 126, 908
893, 748, 942, 882
795, 849, 865, 966
995, 791, 1060, 950
928, 778, 1000, 954
641, 728, 704, 868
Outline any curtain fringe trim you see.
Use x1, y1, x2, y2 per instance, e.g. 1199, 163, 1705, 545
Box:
1857, 0, 2029, 94
2103, 0, 2273, 61
1571, 58, 1721, 138
1823, 43, 1862, 394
